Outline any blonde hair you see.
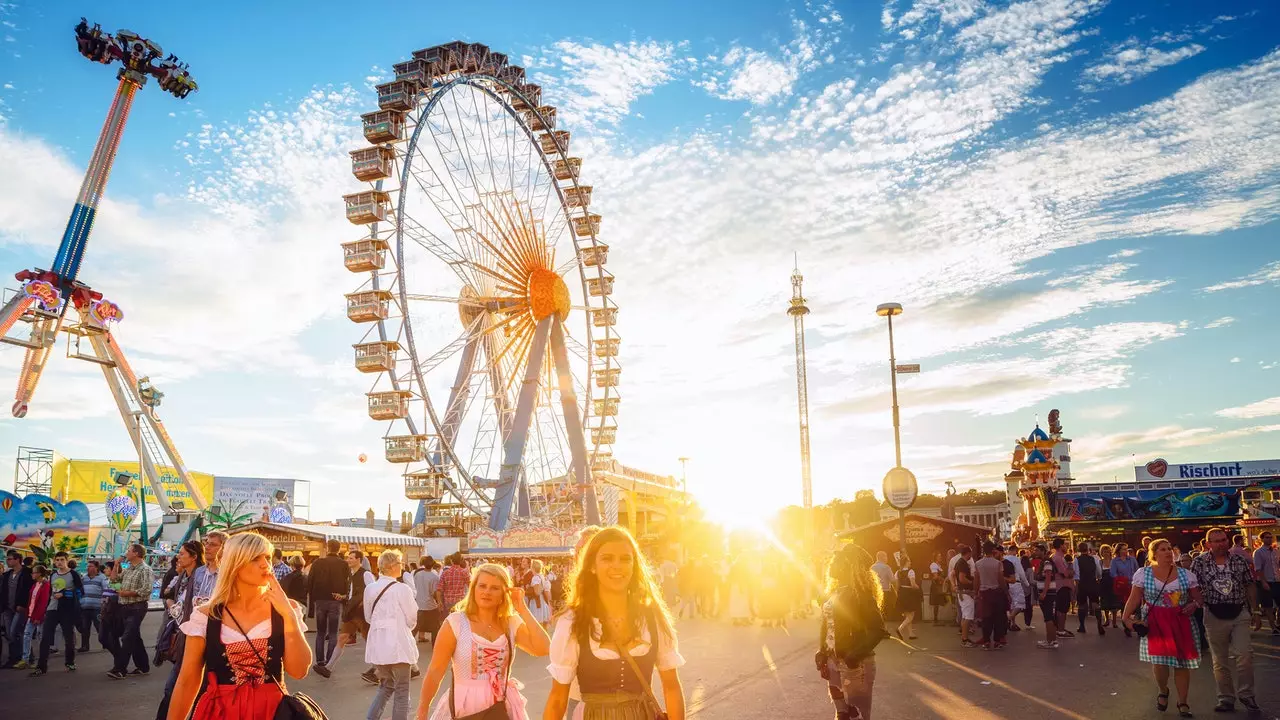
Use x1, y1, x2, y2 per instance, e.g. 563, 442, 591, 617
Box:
1146, 538, 1172, 565
378, 549, 403, 575
1099, 544, 1113, 561
456, 563, 514, 618
531, 558, 544, 574
207, 532, 274, 618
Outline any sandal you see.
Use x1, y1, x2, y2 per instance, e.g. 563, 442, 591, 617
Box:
1177, 703, 1193, 718
1157, 692, 1170, 712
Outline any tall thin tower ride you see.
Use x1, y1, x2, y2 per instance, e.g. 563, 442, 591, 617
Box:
788, 258, 813, 510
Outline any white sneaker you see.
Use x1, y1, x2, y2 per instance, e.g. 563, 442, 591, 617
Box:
1036, 640, 1058, 649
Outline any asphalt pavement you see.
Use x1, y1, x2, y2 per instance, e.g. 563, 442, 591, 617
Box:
4, 611, 1280, 719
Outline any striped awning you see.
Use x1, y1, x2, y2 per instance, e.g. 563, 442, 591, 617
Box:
235, 521, 428, 547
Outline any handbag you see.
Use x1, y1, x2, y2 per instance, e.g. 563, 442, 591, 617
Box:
450, 626, 511, 720
606, 635, 670, 720
224, 607, 330, 720
1131, 569, 1178, 639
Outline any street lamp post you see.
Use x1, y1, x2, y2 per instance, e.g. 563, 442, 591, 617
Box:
876, 303, 916, 565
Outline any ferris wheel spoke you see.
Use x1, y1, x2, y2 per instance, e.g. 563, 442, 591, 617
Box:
550, 318, 594, 515
417, 313, 486, 376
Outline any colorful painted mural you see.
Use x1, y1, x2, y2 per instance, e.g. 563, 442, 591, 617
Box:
1055, 488, 1240, 522
0, 490, 91, 562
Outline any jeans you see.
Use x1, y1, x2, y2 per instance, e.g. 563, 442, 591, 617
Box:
1204, 611, 1255, 704
314, 599, 343, 665
3, 609, 28, 665
367, 662, 413, 720
979, 588, 1008, 643
155, 660, 182, 720
827, 656, 877, 720
38, 606, 78, 670
111, 602, 150, 673
22, 616, 40, 663
80, 606, 102, 649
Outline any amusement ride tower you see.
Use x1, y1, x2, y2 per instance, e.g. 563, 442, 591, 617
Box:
0, 20, 203, 512
788, 258, 813, 511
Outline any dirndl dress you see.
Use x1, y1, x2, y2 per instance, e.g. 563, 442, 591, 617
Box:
1135, 567, 1201, 670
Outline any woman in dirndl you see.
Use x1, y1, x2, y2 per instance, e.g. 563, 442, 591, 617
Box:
1121, 539, 1203, 719
166, 532, 314, 720
544, 526, 686, 720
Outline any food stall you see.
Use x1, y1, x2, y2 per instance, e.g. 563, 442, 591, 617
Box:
233, 521, 429, 564
836, 513, 993, 570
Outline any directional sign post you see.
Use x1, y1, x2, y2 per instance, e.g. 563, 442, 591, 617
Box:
895, 363, 920, 374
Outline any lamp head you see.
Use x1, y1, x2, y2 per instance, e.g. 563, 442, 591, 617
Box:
876, 302, 904, 317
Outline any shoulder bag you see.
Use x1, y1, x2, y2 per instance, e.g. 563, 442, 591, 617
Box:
224, 606, 330, 720
1131, 569, 1177, 638
606, 616, 670, 720
450, 622, 512, 720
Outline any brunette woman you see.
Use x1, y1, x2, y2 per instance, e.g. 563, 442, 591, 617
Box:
155, 540, 205, 720
1098, 544, 1121, 629
1121, 539, 1203, 718
166, 533, 313, 720
544, 526, 685, 720
895, 557, 920, 640
415, 563, 549, 720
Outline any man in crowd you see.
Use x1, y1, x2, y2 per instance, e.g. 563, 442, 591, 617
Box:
33, 551, 82, 675
308, 539, 352, 672
1073, 542, 1104, 635
412, 557, 441, 644
1192, 527, 1260, 712
438, 553, 470, 613
1036, 544, 1060, 649
1253, 531, 1280, 636
870, 551, 897, 617
107, 543, 153, 679
953, 546, 976, 647
974, 543, 1008, 650
1049, 537, 1076, 639
273, 548, 292, 581
79, 560, 109, 652
1, 549, 34, 667
192, 531, 225, 606
1003, 544, 1031, 632
1136, 536, 1154, 566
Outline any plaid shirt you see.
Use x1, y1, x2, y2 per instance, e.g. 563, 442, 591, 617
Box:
438, 565, 469, 609
118, 562, 154, 606
1191, 552, 1252, 607
273, 561, 292, 581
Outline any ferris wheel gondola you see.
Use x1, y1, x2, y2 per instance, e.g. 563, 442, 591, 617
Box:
342, 42, 619, 531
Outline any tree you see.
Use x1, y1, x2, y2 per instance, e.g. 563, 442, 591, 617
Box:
850, 489, 882, 528
203, 501, 255, 532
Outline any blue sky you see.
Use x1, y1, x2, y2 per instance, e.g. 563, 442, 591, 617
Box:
1, 0, 1278, 524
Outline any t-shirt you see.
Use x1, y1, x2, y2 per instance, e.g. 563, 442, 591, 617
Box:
413, 569, 440, 611
954, 560, 975, 595
1253, 546, 1278, 583
7, 571, 20, 608
870, 562, 895, 593
975, 557, 1004, 591
49, 571, 79, 611
81, 573, 110, 610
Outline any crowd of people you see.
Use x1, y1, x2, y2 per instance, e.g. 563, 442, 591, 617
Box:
3, 524, 1278, 719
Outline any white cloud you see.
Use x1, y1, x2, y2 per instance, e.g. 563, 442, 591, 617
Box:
1082, 37, 1205, 90
1202, 260, 1280, 293
696, 15, 835, 106
533, 40, 678, 131
1216, 396, 1280, 420
1230, 357, 1241, 363
1203, 316, 1235, 329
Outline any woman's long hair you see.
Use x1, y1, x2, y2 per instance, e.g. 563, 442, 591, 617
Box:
827, 545, 884, 632
180, 540, 206, 574
458, 563, 515, 619
562, 526, 674, 644
206, 532, 274, 619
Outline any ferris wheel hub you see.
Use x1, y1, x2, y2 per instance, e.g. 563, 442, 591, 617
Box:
528, 268, 570, 322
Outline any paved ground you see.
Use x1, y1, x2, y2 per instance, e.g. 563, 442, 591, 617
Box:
4, 612, 1280, 719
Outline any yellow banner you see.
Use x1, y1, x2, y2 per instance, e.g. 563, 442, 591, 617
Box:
52, 457, 215, 506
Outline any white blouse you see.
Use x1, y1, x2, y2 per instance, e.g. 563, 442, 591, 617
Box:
364, 576, 420, 666
547, 610, 685, 685
179, 600, 307, 642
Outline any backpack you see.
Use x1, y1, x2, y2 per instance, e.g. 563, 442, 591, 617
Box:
831, 587, 888, 666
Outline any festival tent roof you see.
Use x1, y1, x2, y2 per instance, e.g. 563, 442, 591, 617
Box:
235, 521, 428, 547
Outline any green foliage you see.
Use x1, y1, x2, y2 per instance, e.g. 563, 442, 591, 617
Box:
203, 500, 255, 532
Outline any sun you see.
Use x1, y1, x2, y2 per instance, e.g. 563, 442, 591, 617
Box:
698, 492, 777, 532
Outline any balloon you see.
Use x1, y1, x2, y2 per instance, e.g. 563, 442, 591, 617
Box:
104, 485, 139, 532
358, 454, 368, 464
1, 496, 11, 513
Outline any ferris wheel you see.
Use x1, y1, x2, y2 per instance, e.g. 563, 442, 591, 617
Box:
341, 41, 618, 531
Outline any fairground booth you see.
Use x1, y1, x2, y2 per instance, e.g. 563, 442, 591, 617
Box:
233, 521, 440, 564
464, 524, 576, 563
1035, 458, 1280, 550
837, 513, 993, 570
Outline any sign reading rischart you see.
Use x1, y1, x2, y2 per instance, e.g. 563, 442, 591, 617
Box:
1135, 459, 1280, 482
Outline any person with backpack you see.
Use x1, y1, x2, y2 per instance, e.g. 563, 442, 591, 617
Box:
32, 551, 82, 676
817, 545, 885, 720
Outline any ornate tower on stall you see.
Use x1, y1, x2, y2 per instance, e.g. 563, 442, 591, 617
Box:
788, 258, 813, 511
1012, 421, 1061, 542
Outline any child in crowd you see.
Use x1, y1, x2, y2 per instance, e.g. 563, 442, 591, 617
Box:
18, 565, 51, 669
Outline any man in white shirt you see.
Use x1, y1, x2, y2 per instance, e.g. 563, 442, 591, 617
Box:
364, 550, 418, 720
412, 558, 441, 644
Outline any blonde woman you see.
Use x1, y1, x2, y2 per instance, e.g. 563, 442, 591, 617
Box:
528, 559, 552, 630
415, 564, 550, 720
167, 532, 312, 720
1122, 539, 1203, 717
543, 526, 686, 720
